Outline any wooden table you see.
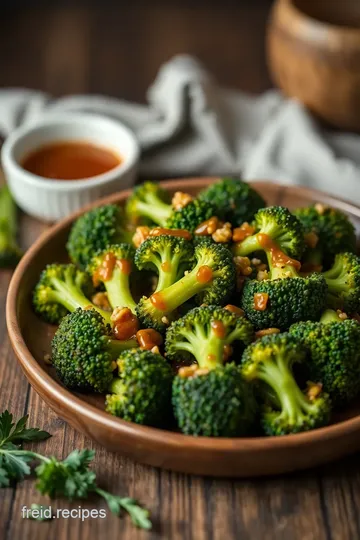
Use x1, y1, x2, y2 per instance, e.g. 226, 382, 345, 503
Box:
0, 1, 359, 539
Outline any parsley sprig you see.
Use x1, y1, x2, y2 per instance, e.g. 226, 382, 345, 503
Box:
0, 410, 151, 529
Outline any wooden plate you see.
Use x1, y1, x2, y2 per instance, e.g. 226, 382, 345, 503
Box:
6, 178, 360, 477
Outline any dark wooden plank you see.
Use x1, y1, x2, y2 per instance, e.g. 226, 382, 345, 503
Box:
88, 2, 272, 102
42, 6, 91, 95
0, 1, 272, 100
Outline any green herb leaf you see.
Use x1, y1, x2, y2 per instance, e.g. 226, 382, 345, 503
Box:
0, 411, 151, 530
0, 465, 10, 487
63, 449, 95, 470
35, 450, 97, 500
0, 410, 50, 447
118, 497, 152, 530
96, 489, 152, 529
0, 411, 14, 444
0, 448, 32, 483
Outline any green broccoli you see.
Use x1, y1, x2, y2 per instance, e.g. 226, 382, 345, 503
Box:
126, 181, 215, 232
33, 264, 111, 324
241, 274, 327, 331
165, 305, 254, 366
172, 363, 257, 437
135, 235, 194, 292
198, 177, 266, 226
87, 244, 136, 312
240, 231, 327, 330
136, 243, 236, 332
0, 185, 22, 268
294, 204, 356, 268
290, 313, 360, 406
233, 206, 305, 260
125, 181, 172, 226
165, 199, 216, 232
322, 252, 360, 313
67, 204, 133, 270
240, 333, 331, 435
319, 308, 344, 324
51, 308, 137, 392
105, 349, 173, 427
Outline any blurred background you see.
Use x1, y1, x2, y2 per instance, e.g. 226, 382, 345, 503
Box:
0, 0, 273, 100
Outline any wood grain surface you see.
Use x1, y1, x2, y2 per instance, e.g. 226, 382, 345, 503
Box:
1, 1, 360, 539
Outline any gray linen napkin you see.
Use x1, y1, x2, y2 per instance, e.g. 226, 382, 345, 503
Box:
0, 55, 359, 203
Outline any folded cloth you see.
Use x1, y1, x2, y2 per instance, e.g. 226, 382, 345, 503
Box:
0, 55, 359, 203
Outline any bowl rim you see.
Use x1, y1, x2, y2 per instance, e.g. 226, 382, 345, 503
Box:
283, 0, 360, 35
1, 112, 140, 191
6, 177, 360, 455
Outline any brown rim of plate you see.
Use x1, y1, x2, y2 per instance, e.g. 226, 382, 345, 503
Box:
6, 178, 360, 457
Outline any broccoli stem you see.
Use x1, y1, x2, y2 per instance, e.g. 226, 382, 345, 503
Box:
150, 264, 210, 314
256, 356, 314, 423
270, 264, 298, 280
172, 326, 226, 369
155, 249, 186, 292
233, 234, 261, 257
0, 185, 22, 267
135, 198, 172, 226
323, 263, 350, 294
0, 186, 16, 239
49, 277, 111, 324
104, 267, 137, 312
320, 309, 342, 324
108, 339, 138, 357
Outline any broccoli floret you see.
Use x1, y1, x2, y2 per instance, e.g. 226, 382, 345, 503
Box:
136, 243, 236, 332
240, 333, 331, 435
319, 309, 344, 324
33, 264, 111, 324
294, 205, 356, 268
168, 306, 257, 437
240, 233, 327, 330
67, 204, 133, 270
87, 244, 136, 312
233, 206, 305, 260
166, 305, 254, 366
290, 317, 360, 406
51, 308, 137, 392
193, 235, 216, 247
241, 273, 327, 330
105, 349, 173, 426
199, 177, 266, 226
172, 363, 257, 437
126, 181, 216, 232
0, 185, 22, 268
165, 199, 216, 232
322, 252, 360, 313
125, 181, 172, 226
135, 235, 194, 292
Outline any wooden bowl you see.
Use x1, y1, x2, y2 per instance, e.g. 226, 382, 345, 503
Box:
6, 178, 360, 477
267, 0, 360, 130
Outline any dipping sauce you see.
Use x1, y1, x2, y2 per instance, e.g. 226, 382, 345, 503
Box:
22, 141, 121, 180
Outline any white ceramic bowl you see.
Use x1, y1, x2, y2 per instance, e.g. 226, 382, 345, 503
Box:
1, 113, 140, 221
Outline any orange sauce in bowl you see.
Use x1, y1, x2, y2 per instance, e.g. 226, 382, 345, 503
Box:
22, 141, 121, 180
